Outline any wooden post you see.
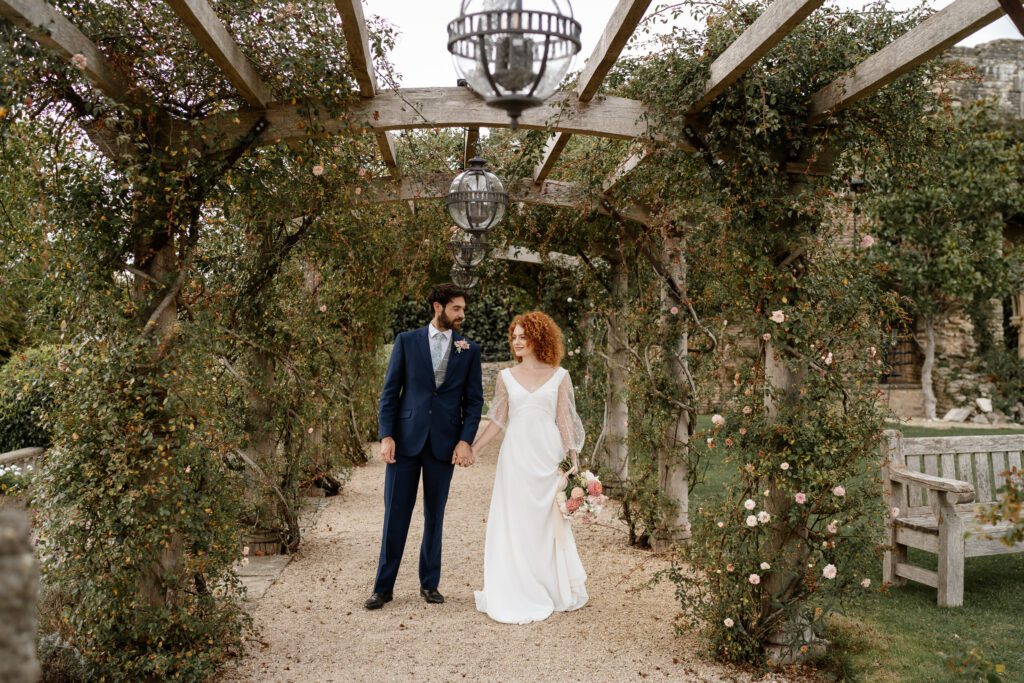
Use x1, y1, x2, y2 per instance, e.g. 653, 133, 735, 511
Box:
934, 490, 966, 607
655, 234, 691, 548
882, 430, 907, 586
0, 508, 39, 682
604, 258, 630, 483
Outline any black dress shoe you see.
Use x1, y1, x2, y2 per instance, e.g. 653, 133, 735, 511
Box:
420, 588, 445, 604
364, 591, 393, 610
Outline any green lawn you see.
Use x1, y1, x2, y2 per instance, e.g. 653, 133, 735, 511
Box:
688, 421, 1024, 682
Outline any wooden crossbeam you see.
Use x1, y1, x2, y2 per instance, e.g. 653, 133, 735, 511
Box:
533, 0, 652, 183
463, 127, 479, 169
998, 0, 1024, 36
601, 149, 649, 193
164, 0, 272, 108
335, 0, 398, 174
206, 88, 669, 153
492, 245, 582, 268
0, 0, 130, 100
689, 0, 824, 115
809, 0, 1005, 123
362, 172, 651, 225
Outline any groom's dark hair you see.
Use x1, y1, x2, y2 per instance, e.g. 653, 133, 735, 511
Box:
428, 283, 469, 313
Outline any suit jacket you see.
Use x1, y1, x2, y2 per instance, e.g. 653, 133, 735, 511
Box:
378, 326, 484, 460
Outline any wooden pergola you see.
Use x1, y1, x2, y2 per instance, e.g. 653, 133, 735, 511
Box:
2, 0, 1022, 546
3, 0, 1020, 225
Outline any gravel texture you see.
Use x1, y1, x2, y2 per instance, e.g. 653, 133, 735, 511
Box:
224, 440, 803, 683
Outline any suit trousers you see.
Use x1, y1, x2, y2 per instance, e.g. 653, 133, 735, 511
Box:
373, 438, 456, 593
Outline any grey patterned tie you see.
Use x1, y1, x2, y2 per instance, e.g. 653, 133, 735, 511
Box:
431, 333, 445, 371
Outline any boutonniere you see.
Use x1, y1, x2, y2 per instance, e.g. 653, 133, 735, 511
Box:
454, 340, 470, 354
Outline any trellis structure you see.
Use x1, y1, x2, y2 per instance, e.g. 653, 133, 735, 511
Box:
2, 0, 1023, 545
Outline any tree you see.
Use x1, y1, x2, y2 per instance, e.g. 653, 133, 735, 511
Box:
865, 103, 1024, 419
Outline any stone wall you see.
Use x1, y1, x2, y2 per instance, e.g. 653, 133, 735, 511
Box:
0, 507, 40, 682
947, 40, 1024, 119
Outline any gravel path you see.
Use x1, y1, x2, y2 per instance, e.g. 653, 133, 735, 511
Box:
224, 439, 797, 683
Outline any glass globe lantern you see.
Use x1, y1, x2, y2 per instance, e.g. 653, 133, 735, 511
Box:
450, 264, 480, 289
446, 157, 508, 234
447, 232, 489, 269
448, 0, 582, 129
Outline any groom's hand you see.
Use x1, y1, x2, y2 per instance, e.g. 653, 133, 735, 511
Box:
379, 437, 396, 464
452, 441, 474, 467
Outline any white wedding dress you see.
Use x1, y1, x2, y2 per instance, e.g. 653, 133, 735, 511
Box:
474, 366, 589, 624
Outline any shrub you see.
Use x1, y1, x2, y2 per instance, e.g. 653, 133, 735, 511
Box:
0, 345, 61, 453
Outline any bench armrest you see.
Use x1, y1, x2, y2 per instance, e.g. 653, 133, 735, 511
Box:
889, 465, 975, 503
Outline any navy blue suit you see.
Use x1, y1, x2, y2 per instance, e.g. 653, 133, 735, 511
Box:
373, 326, 483, 593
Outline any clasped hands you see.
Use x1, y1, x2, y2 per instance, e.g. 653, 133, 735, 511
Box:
379, 437, 476, 468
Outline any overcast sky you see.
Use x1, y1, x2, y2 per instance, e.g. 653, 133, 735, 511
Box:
369, 1, 1021, 88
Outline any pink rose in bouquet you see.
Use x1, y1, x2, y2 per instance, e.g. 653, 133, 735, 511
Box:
571, 486, 586, 500
566, 497, 582, 513
559, 467, 607, 521
587, 479, 603, 496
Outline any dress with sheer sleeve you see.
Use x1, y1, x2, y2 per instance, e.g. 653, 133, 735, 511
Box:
555, 370, 585, 455
486, 370, 510, 430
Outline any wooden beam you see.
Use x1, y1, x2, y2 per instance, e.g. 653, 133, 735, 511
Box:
690, 0, 824, 115
997, 0, 1024, 36
463, 127, 479, 169
0, 0, 130, 100
334, 0, 377, 97
204, 88, 670, 152
492, 245, 583, 268
809, 0, 1005, 123
602, 149, 649, 193
361, 172, 651, 225
533, 0, 653, 183
164, 0, 273, 108
334, 0, 398, 174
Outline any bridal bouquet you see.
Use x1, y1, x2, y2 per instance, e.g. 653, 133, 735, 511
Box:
556, 466, 608, 524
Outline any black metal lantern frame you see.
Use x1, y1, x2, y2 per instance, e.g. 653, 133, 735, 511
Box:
448, 1, 581, 128
445, 156, 509, 235
450, 263, 480, 289
447, 232, 489, 269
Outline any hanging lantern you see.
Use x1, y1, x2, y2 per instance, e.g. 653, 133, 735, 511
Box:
447, 232, 489, 269
446, 156, 508, 234
450, 264, 480, 289
448, 0, 582, 129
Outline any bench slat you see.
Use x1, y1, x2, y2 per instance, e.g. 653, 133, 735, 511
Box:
924, 456, 939, 506
957, 452, 974, 489
895, 562, 938, 588
992, 451, 1008, 492
974, 452, 992, 503
941, 452, 956, 480
902, 435, 1024, 455
1009, 450, 1022, 472
906, 454, 922, 508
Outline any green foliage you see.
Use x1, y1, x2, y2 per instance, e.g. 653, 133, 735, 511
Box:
865, 102, 1024, 322
0, 345, 60, 452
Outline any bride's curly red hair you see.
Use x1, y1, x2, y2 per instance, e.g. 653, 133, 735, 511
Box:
509, 311, 564, 366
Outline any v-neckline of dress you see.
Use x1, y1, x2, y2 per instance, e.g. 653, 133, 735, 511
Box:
506, 367, 561, 395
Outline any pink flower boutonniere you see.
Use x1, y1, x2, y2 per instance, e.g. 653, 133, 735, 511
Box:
454, 340, 470, 354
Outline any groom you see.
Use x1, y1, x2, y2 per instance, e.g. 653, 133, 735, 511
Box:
365, 283, 483, 610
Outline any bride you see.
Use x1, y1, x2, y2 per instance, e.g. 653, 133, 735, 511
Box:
471, 311, 588, 624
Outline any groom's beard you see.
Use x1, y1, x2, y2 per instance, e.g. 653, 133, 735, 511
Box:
437, 309, 464, 332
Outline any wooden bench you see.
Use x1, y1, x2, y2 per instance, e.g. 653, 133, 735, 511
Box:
882, 430, 1024, 607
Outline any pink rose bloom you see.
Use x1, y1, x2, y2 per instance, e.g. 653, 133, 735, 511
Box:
723, 618, 734, 628
716, 521, 725, 528
711, 414, 725, 427
757, 511, 771, 524
823, 351, 834, 366
822, 564, 837, 580
670, 306, 679, 315
571, 487, 585, 500
312, 164, 325, 176
760, 562, 770, 570
891, 506, 900, 517
770, 310, 785, 324
861, 578, 871, 588
748, 574, 761, 585
794, 492, 807, 504
832, 485, 846, 497
742, 405, 752, 415
827, 520, 839, 534
71, 53, 87, 70
762, 333, 771, 341
780, 462, 790, 471
587, 480, 603, 496
743, 499, 756, 510
859, 234, 875, 248
745, 515, 757, 527
566, 497, 582, 513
